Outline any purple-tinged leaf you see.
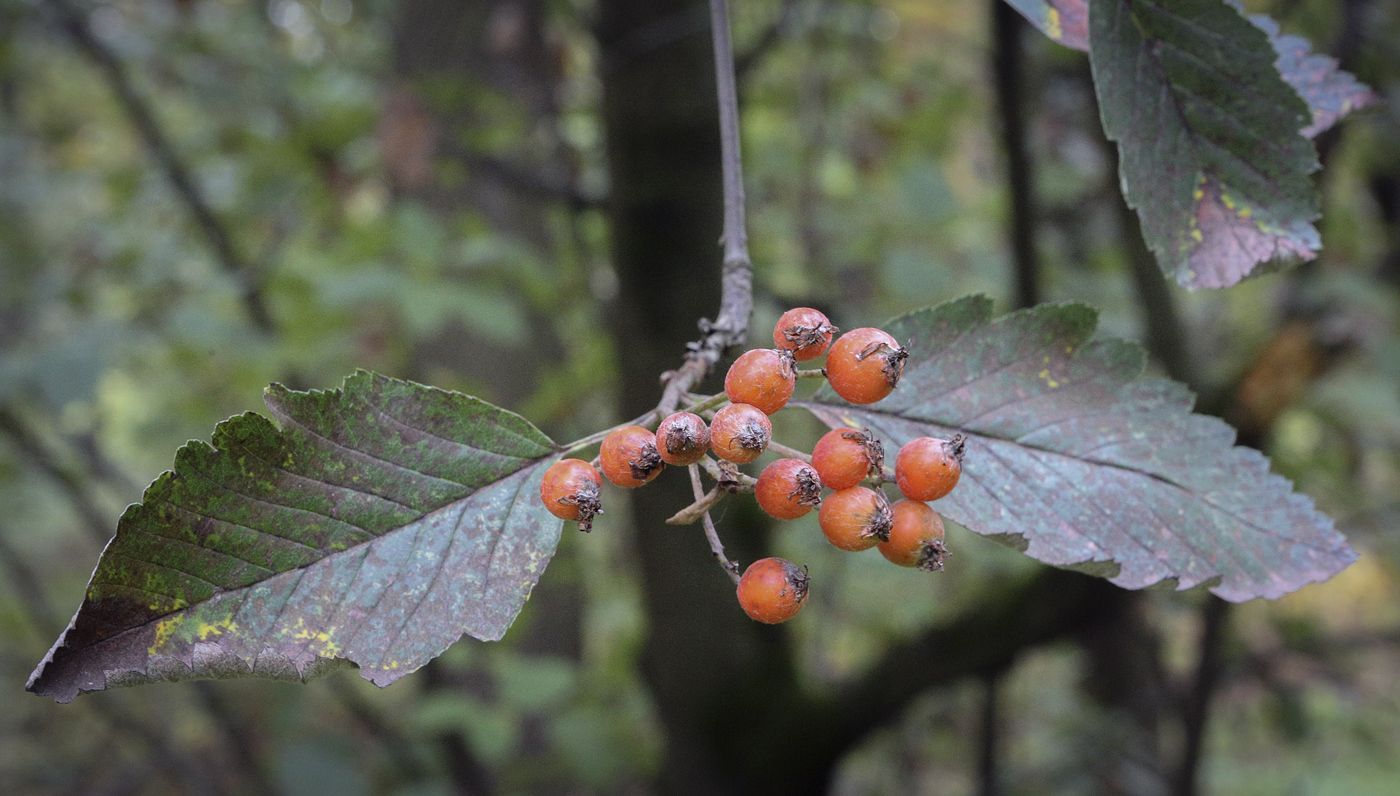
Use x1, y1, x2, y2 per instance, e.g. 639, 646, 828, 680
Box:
1090, 0, 1324, 291
1003, 0, 1089, 50
1248, 14, 1379, 138
28, 371, 563, 702
798, 297, 1355, 602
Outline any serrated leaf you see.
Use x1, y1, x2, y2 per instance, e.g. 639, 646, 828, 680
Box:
1090, 0, 1324, 290
799, 297, 1354, 602
28, 371, 563, 702
1003, 0, 1089, 49
1247, 14, 1378, 138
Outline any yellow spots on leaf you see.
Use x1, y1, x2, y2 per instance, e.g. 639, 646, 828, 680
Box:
1046, 8, 1063, 41
1191, 229, 1204, 242
289, 618, 344, 657
1194, 186, 1205, 201
1038, 369, 1060, 389
1221, 193, 1236, 210
197, 615, 238, 641
150, 615, 183, 654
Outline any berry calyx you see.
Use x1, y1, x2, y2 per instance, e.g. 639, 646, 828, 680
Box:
724, 348, 797, 415
825, 327, 908, 404
773, 307, 838, 362
656, 412, 711, 466
709, 403, 772, 464
818, 486, 894, 551
539, 459, 603, 532
599, 425, 665, 488
810, 427, 884, 490
895, 434, 965, 502
755, 458, 823, 520
736, 557, 809, 624
879, 499, 948, 571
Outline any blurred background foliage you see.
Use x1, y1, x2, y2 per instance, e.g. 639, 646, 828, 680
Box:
2, 0, 1400, 794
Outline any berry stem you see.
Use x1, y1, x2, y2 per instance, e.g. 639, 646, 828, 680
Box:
666, 484, 724, 525
690, 465, 741, 584
795, 368, 828, 380
698, 456, 757, 490
766, 439, 813, 463
682, 391, 730, 415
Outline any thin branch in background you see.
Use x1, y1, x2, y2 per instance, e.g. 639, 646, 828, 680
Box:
419, 659, 496, 796
325, 675, 430, 781
992, 0, 1040, 311
193, 683, 288, 796
0, 405, 113, 545
734, 0, 800, 79
655, 0, 754, 417
1173, 595, 1230, 796
0, 526, 61, 637
978, 670, 1001, 796
41, 0, 273, 333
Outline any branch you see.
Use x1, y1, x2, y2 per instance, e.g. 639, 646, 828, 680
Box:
1172, 596, 1230, 796
691, 464, 740, 582
992, 0, 1039, 310
42, 0, 273, 333
0, 405, 112, 545
656, 0, 754, 417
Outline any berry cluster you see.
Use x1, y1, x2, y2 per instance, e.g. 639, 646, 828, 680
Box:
539, 308, 966, 625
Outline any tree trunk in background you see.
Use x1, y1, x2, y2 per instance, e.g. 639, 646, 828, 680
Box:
597, 2, 799, 793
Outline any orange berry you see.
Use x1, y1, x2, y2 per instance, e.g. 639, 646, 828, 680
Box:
709, 403, 772, 464
879, 500, 948, 571
655, 412, 710, 466
825, 327, 907, 404
539, 459, 603, 532
810, 427, 884, 490
755, 458, 823, 520
773, 307, 837, 362
736, 557, 809, 624
817, 486, 893, 551
599, 425, 665, 488
724, 348, 797, 415
895, 435, 965, 501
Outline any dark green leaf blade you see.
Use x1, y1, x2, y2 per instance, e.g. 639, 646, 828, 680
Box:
1003, 0, 1089, 50
801, 296, 1354, 602
1090, 0, 1322, 290
28, 371, 562, 702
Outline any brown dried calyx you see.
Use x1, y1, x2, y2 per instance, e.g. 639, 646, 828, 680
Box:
856, 339, 909, 387
557, 481, 603, 533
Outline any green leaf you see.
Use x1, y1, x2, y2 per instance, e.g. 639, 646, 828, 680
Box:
27, 371, 562, 702
1089, 0, 1322, 290
798, 297, 1355, 602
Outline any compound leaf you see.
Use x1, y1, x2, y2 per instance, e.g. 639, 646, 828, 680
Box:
799, 296, 1354, 602
28, 371, 562, 702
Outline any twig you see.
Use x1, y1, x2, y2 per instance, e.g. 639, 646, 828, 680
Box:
666, 484, 724, 525
654, 0, 754, 417
691, 465, 740, 582
766, 439, 812, 462
42, 0, 273, 333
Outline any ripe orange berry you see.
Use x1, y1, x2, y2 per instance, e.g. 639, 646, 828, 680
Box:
773, 307, 837, 362
709, 403, 772, 464
655, 412, 710, 466
539, 458, 603, 532
755, 458, 823, 520
724, 348, 797, 415
895, 434, 965, 502
818, 486, 893, 551
810, 427, 884, 490
736, 557, 809, 624
599, 425, 665, 488
879, 499, 948, 571
825, 327, 908, 404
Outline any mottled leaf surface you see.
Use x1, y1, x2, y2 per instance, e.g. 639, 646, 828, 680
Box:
1091, 0, 1319, 289
799, 297, 1354, 602
29, 371, 561, 702
1003, 0, 1089, 49
1249, 14, 1378, 138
